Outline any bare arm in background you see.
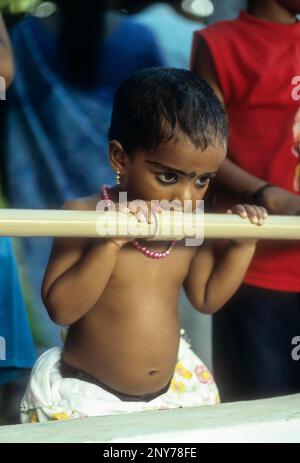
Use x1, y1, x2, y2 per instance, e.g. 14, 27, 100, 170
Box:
0, 14, 13, 86
191, 35, 300, 215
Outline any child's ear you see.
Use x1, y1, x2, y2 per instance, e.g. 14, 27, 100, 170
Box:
109, 140, 130, 174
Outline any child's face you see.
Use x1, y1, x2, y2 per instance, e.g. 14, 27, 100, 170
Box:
114, 135, 226, 211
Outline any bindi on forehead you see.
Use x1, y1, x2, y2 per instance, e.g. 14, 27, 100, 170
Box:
188, 172, 197, 178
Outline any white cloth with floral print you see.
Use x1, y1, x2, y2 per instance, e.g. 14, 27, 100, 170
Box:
20, 332, 220, 423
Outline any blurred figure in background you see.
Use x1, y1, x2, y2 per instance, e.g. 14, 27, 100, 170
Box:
128, 0, 207, 68
192, 0, 300, 401
1, 0, 164, 347
0, 13, 35, 425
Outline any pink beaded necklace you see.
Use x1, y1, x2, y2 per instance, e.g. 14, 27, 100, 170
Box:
101, 184, 176, 259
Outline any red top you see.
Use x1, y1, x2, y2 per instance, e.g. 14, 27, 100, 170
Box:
193, 12, 300, 292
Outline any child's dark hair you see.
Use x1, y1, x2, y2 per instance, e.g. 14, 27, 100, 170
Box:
109, 67, 228, 155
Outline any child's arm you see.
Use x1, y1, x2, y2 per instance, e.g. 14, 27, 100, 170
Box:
191, 36, 270, 196
42, 198, 162, 326
191, 36, 267, 196
41, 200, 124, 326
183, 204, 267, 314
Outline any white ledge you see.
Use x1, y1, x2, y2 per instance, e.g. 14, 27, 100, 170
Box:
0, 394, 300, 443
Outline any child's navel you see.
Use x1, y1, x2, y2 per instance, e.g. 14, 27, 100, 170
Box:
149, 369, 159, 376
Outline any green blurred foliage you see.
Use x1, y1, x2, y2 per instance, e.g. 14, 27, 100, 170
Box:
0, 0, 41, 14
0, 0, 137, 15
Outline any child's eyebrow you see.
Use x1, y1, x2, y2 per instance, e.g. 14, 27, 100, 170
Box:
145, 160, 217, 178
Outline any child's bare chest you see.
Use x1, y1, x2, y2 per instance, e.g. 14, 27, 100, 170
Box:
109, 240, 196, 288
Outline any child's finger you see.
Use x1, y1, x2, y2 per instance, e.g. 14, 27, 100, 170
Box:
252, 205, 263, 225
118, 203, 130, 214
243, 204, 260, 224
137, 201, 157, 224
137, 206, 149, 223
254, 205, 267, 225
231, 204, 248, 218
126, 203, 146, 223
141, 203, 157, 224
142, 203, 152, 224
153, 204, 163, 213
145, 201, 162, 223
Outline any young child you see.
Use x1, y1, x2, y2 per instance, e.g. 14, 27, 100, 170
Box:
20, 67, 267, 422
191, 0, 300, 401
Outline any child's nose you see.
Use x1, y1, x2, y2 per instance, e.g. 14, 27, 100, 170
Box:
171, 187, 193, 209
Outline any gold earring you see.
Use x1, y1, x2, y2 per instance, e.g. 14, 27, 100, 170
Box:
116, 170, 121, 185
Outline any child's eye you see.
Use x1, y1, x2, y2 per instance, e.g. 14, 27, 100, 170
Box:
195, 176, 210, 188
156, 173, 177, 184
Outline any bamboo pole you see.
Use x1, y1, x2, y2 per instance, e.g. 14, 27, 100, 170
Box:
0, 209, 299, 240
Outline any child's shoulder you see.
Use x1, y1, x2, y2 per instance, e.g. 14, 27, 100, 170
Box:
61, 193, 101, 212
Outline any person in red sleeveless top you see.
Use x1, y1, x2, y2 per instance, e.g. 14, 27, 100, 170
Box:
191, 0, 300, 401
